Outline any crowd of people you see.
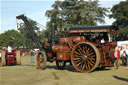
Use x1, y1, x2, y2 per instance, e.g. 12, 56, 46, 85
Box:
114, 45, 128, 70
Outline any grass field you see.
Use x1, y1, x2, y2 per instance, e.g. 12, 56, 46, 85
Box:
0, 55, 128, 85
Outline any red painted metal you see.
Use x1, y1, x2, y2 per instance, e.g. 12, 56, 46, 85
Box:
57, 52, 70, 60
6, 52, 16, 65
44, 42, 50, 47
68, 36, 85, 47
59, 38, 68, 43
47, 53, 52, 58
52, 45, 70, 53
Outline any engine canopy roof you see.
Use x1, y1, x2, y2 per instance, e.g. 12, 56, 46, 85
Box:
69, 25, 119, 33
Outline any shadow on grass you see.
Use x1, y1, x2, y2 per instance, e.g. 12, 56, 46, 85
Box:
95, 67, 111, 71
46, 65, 77, 72
21, 63, 111, 73
21, 64, 36, 67
46, 65, 112, 73
113, 75, 128, 82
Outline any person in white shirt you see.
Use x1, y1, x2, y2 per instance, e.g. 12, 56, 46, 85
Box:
125, 45, 128, 70
0, 50, 1, 62
0, 51, 1, 58
7, 46, 12, 52
120, 46, 126, 65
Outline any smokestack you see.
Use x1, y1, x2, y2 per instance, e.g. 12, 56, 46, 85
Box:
51, 23, 55, 44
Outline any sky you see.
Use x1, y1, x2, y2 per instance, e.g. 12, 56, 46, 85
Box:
0, 0, 126, 33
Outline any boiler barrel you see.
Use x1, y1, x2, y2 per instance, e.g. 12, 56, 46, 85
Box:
52, 45, 70, 53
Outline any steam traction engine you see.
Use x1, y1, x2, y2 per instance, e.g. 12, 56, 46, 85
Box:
16, 14, 119, 72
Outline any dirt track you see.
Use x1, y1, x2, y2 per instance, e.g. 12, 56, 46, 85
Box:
0, 55, 128, 85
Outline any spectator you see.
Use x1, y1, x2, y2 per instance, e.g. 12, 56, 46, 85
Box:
30, 50, 34, 63
114, 47, 120, 69
0, 50, 1, 62
120, 46, 126, 65
7, 45, 12, 52
125, 45, 128, 70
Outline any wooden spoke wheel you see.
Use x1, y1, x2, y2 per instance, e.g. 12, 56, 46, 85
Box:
36, 51, 47, 70
56, 60, 66, 69
71, 42, 100, 72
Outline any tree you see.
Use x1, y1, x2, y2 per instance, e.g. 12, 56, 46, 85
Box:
110, 0, 128, 27
0, 30, 25, 48
115, 27, 128, 41
18, 19, 40, 48
110, 0, 128, 41
45, 0, 108, 36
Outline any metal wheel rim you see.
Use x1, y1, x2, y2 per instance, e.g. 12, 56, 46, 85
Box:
36, 51, 47, 69
71, 42, 100, 72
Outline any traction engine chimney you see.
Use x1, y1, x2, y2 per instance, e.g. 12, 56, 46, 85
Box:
51, 23, 56, 44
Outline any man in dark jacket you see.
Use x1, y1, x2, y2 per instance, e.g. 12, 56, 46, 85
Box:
30, 50, 34, 63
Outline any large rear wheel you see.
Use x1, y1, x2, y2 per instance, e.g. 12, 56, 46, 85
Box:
71, 42, 100, 72
36, 51, 47, 69
1, 51, 6, 66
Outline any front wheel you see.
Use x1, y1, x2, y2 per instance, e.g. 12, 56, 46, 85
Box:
56, 60, 66, 69
36, 51, 47, 70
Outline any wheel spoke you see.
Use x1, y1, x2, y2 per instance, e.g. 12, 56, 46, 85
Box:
78, 49, 83, 55
82, 46, 86, 54
88, 48, 92, 53
74, 54, 82, 58
86, 47, 90, 53
74, 51, 81, 55
39, 60, 44, 63
84, 45, 87, 51
73, 57, 81, 60
88, 58, 95, 65
76, 61, 81, 66
78, 46, 84, 54
87, 59, 94, 67
87, 52, 95, 57
85, 61, 88, 70
86, 60, 90, 70
88, 57, 95, 60
82, 62, 86, 70
39, 56, 44, 63
74, 60, 81, 64
87, 47, 91, 52
74, 59, 81, 64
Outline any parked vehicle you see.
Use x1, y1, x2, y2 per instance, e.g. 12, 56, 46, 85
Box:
1, 50, 21, 66
16, 14, 119, 72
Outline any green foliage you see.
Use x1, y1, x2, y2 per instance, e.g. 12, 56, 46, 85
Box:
45, 0, 108, 36
0, 19, 41, 49
0, 30, 25, 48
110, 0, 128, 27
18, 19, 40, 48
117, 27, 128, 41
